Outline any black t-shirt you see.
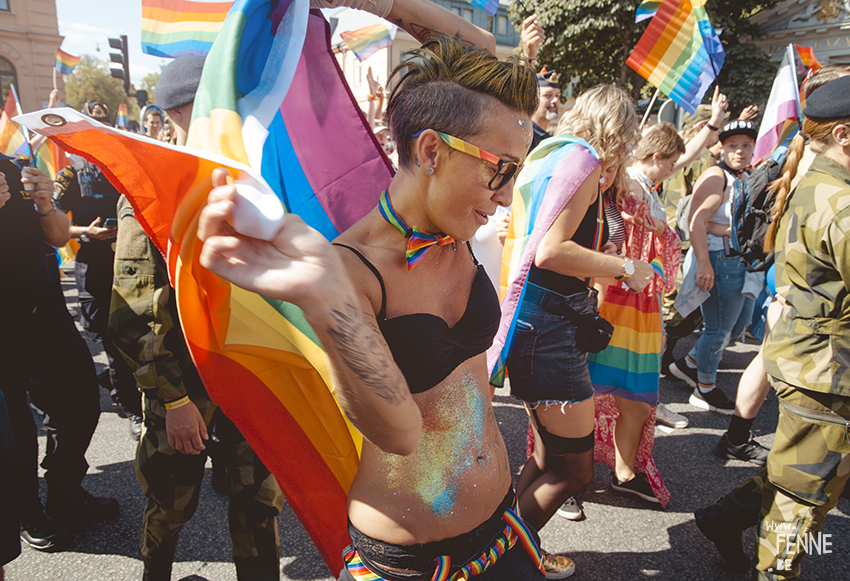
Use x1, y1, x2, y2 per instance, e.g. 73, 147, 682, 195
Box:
531, 122, 551, 151
0, 155, 53, 300
55, 160, 120, 263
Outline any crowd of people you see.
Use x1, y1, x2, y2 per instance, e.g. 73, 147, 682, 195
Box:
1, 2, 848, 581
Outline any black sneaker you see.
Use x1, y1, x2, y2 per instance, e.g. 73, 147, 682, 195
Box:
20, 511, 72, 552
46, 486, 120, 524
668, 359, 698, 388
611, 473, 660, 504
714, 432, 769, 466
694, 505, 750, 572
689, 387, 735, 415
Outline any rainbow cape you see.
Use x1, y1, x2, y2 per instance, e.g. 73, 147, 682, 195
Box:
626, 0, 725, 115
635, 0, 661, 23
16, 1, 394, 573
116, 103, 128, 129
55, 48, 81, 75
142, 0, 233, 58
487, 135, 600, 386
340, 23, 393, 62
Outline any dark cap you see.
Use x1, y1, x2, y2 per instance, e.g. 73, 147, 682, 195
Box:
155, 55, 206, 111
803, 75, 850, 119
718, 119, 757, 142
82, 102, 113, 127
536, 70, 559, 90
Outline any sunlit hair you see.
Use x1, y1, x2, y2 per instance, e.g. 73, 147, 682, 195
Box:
556, 84, 638, 194
386, 37, 539, 170
802, 64, 850, 99
764, 114, 850, 252
634, 121, 685, 163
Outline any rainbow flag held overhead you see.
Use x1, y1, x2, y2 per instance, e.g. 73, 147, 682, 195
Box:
16, 1, 394, 573
753, 45, 801, 166
55, 48, 81, 75
635, 0, 662, 23
488, 135, 600, 386
467, 0, 499, 17
142, 0, 233, 58
626, 0, 725, 115
340, 23, 394, 62
116, 103, 128, 129
0, 87, 27, 157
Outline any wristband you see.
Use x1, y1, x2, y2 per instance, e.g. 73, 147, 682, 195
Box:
706, 123, 720, 132
34, 198, 57, 217
165, 395, 190, 411
79, 229, 90, 243
367, 94, 376, 101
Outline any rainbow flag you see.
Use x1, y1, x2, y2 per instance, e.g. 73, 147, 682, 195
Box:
55, 48, 80, 75
795, 44, 822, 112
635, 0, 662, 23
467, 0, 499, 17
626, 0, 725, 115
340, 24, 393, 62
16, 1, 394, 573
488, 135, 600, 386
142, 0, 232, 58
0, 86, 27, 157
753, 45, 801, 166
116, 103, 128, 128
34, 138, 68, 180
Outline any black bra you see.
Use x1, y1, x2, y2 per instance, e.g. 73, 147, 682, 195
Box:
334, 243, 500, 393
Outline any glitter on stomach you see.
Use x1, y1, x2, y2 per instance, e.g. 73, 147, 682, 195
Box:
379, 372, 487, 517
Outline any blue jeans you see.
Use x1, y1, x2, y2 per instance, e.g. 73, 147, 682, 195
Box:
687, 250, 747, 386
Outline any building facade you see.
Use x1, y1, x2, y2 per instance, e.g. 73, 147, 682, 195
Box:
751, 0, 850, 65
0, 0, 63, 112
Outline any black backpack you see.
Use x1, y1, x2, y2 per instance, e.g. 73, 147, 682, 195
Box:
730, 158, 782, 272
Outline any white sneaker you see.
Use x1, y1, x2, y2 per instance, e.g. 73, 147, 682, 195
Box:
655, 403, 689, 429
555, 496, 583, 520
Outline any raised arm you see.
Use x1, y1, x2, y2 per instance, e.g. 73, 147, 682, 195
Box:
671, 86, 728, 174
197, 169, 422, 455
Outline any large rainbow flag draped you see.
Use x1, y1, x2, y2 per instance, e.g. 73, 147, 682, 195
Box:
626, 0, 725, 115
752, 44, 801, 167
340, 23, 393, 62
142, 0, 233, 58
17, 0, 394, 572
487, 135, 600, 386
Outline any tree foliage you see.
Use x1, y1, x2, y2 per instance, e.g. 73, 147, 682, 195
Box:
510, 0, 781, 114
64, 55, 132, 122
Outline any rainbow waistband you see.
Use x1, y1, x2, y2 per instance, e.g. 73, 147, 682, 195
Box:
343, 504, 543, 581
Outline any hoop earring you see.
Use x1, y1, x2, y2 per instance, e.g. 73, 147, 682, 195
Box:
425, 167, 434, 175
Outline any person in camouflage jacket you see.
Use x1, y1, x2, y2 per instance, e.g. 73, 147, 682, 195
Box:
694, 76, 850, 580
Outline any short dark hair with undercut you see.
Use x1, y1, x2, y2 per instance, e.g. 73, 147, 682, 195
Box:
386, 37, 538, 170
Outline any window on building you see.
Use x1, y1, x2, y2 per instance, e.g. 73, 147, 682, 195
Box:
0, 58, 17, 104
0, 1, 9, 12
462, 8, 473, 22
496, 15, 508, 36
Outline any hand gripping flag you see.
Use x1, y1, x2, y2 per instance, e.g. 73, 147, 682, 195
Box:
16, 0, 394, 573
627, 0, 725, 115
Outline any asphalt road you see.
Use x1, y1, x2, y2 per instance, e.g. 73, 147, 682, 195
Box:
6, 268, 849, 581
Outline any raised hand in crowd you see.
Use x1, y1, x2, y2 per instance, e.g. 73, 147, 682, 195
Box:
520, 14, 545, 64
738, 104, 759, 121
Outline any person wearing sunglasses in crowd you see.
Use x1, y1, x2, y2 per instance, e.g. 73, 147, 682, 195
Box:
196, 38, 577, 581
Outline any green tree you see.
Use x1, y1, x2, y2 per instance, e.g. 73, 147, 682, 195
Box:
139, 70, 161, 106
511, 0, 780, 115
64, 54, 130, 122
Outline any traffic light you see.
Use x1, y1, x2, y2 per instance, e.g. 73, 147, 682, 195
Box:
108, 35, 130, 96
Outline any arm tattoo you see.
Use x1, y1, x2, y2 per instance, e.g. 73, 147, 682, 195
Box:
325, 301, 409, 405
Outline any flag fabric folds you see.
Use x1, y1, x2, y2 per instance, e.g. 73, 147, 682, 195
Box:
340, 23, 393, 62
488, 135, 600, 386
467, 0, 499, 17
626, 0, 725, 115
752, 45, 800, 166
16, 1, 394, 573
0, 88, 26, 157
116, 103, 128, 129
635, 0, 662, 23
142, 0, 233, 58
55, 48, 81, 75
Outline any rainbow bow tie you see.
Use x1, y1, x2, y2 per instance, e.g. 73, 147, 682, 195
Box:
378, 190, 455, 270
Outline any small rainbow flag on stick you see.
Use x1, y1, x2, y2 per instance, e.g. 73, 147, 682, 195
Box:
340, 24, 394, 62
55, 48, 80, 75
626, 0, 725, 115
142, 0, 232, 58
117, 103, 128, 129
635, 0, 662, 23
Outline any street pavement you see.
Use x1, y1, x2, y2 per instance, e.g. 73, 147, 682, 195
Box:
6, 268, 849, 581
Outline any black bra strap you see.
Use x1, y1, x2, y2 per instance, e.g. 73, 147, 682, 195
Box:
332, 243, 387, 319
465, 240, 480, 267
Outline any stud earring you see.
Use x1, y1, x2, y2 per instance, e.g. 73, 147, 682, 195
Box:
425, 167, 434, 175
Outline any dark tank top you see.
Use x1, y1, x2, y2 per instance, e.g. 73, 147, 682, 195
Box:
335, 243, 500, 393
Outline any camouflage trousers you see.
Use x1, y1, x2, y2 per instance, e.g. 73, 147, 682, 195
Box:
136, 396, 285, 580
714, 380, 850, 579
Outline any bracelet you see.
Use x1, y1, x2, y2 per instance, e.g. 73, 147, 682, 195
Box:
79, 228, 90, 243
367, 94, 376, 101
33, 198, 57, 217
706, 123, 720, 132
164, 395, 190, 411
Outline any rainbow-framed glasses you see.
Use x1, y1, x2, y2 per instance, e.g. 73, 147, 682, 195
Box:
412, 129, 523, 191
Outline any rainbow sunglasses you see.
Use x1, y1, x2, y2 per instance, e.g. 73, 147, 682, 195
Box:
412, 129, 524, 191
